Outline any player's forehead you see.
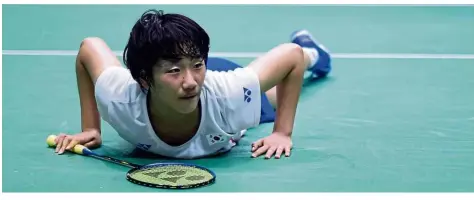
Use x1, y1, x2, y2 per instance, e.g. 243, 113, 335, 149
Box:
157, 57, 204, 66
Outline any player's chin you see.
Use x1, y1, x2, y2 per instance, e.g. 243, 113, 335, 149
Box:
176, 96, 199, 113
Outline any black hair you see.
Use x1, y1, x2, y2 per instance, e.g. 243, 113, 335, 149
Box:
123, 9, 210, 88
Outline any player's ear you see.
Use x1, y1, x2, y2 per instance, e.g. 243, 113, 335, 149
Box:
139, 79, 150, 89
139, 70, 151, 89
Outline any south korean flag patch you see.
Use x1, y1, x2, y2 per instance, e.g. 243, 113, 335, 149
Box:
206, 134, 226, 146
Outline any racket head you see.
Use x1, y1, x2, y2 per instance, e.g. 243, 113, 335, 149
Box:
126, 162, 216, 189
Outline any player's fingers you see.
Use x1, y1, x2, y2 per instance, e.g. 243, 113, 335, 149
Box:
55, 134, 67, 153
284, 146, 291, 157
251, 145, 269, 158
251, 139, 264, 152
58, 137, 71, 154
252, 139, 263, 149
84, 138, 100, 149
55, 133, 66, 144
275, 146, 285, 159
65, 139, 79, 151
265, 146, 278, 159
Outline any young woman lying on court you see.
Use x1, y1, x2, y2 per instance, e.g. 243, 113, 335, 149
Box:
53, 9, 332, 159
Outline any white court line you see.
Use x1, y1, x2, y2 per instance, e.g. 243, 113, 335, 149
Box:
3, 50, 474, 59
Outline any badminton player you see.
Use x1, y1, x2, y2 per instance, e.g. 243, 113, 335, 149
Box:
54, 9, 332, 159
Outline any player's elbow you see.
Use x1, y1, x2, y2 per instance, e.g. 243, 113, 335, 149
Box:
80, 37, 106, 48
279, 43, 304, 56
279, 43, 306, 70
77, 37, 105, 63
280, 43, 306, 77
78, 37, 110, 61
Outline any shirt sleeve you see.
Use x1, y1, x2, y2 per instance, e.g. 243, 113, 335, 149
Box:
94, 66, 140, 123
204, 67, 262, 132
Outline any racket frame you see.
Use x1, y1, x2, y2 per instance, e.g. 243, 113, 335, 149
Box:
48, 135, 216, 189
126, 162, 217, 189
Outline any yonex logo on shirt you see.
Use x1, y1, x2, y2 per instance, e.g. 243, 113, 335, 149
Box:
243, 87, 252, 103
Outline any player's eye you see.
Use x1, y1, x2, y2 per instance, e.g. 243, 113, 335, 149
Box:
167, 67, 180, 73
194, 62, 204, 69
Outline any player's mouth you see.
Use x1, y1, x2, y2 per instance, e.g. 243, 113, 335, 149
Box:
179, 94, 198, 100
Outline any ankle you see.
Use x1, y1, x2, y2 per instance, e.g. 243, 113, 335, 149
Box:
301, 47, 319, 69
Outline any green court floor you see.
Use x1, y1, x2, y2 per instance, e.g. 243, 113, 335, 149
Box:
2, 5, 474, 192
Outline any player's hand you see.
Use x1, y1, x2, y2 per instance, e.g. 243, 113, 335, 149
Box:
251, 133, 292, 159
54, 130, 102, 154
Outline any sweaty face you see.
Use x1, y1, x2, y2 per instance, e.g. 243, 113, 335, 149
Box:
149, 57, 206, 114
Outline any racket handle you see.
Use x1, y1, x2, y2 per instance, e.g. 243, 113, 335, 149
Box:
46, 135, 87, 155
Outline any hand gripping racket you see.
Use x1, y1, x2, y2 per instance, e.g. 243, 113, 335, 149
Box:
46, 135, 216, 189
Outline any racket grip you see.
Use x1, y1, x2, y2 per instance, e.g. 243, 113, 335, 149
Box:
46, 135, 87, 155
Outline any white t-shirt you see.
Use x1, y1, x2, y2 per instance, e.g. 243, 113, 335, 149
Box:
94, 66, 262, 159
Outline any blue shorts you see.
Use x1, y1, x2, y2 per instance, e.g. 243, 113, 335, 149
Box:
206, 57, 276, 124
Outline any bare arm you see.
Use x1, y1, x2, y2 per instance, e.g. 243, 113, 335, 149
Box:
76, 37, 122, 133
249, 43, 308, 135
56, 37, 122, 154
247, 43, 309, 158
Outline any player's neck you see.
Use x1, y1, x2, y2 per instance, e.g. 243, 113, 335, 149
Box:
148, 96, 198, 123
147, 92, 201, 146
147, 92, 201, 133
